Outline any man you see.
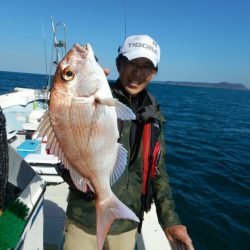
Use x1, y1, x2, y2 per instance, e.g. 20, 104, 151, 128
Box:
63, 35, 194, 250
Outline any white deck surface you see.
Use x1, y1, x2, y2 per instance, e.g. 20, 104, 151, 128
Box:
44, 182, 69, 250
42, 181, 172, 250
137, 205, 172, 250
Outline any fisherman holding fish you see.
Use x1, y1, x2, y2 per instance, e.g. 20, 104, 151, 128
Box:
38, 34, 194, 250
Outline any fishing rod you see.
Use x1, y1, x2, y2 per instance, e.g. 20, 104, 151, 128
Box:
41, 20, 48, 78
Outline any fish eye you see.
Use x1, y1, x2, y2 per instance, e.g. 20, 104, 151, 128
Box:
61, 66, 75, 81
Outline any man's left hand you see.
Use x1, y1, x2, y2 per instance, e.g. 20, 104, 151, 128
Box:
164, 225, 194, 250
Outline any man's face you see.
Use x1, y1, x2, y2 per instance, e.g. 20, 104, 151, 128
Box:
118, 58, 156, 96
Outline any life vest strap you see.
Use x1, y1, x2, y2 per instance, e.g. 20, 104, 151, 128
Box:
152, 141, 161, 177
142, 123, 151, 194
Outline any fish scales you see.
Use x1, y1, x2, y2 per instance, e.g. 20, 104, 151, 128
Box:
68, 103, 116, 180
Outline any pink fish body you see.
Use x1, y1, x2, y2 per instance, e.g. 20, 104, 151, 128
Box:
37, 44, 138, 249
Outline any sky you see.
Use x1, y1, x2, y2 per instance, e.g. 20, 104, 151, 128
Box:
0, 0, 250, 87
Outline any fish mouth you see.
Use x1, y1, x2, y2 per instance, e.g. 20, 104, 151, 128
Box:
74, 43, 97, 63
73, 43, 89, 55
81, 44, 88, 50
79, 43, 91, 54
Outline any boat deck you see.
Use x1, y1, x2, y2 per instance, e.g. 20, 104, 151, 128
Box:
44, 182, 68, 250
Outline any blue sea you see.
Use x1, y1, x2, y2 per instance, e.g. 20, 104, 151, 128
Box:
1, 71, 249, 250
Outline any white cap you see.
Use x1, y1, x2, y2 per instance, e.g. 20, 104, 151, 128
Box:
118, 35, 160, 68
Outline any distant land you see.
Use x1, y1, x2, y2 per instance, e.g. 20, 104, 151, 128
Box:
152, 81, 248, 90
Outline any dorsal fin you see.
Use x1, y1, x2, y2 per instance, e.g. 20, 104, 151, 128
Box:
35, 111, 94, 193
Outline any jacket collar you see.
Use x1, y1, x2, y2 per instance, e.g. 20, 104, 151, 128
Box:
111, 79, 164, 122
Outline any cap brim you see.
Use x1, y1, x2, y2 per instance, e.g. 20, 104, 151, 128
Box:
122, 51, 158, 68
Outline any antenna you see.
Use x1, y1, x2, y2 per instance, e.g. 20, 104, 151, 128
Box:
51, 16, 67, 64
46, 17, 67, 91
124, 0, 127, 39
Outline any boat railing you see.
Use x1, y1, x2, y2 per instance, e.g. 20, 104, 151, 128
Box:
47, 18, 67, 92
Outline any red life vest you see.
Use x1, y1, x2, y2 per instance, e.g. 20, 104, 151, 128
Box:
139, 119, 162, 232
142, 122, 161, 195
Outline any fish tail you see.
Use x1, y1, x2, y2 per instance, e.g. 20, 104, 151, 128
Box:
96, 195, 139, 250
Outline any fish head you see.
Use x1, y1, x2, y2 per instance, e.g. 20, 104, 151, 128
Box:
51, 43, 106, 99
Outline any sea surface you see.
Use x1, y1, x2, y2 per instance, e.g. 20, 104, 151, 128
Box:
1, 71, 249, 250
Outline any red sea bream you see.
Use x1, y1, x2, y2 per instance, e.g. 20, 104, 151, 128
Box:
37, 44, 139, 249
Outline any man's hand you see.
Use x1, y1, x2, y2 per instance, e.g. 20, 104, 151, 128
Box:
164, 225, 194, 250
103, 68, 110, 76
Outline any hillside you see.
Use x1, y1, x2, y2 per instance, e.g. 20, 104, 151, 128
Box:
159, 81, 248, 90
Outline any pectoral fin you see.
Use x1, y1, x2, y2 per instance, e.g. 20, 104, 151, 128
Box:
95, 97, 135, 120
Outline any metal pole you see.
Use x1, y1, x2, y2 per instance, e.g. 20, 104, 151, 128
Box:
124, 0, 127, 39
